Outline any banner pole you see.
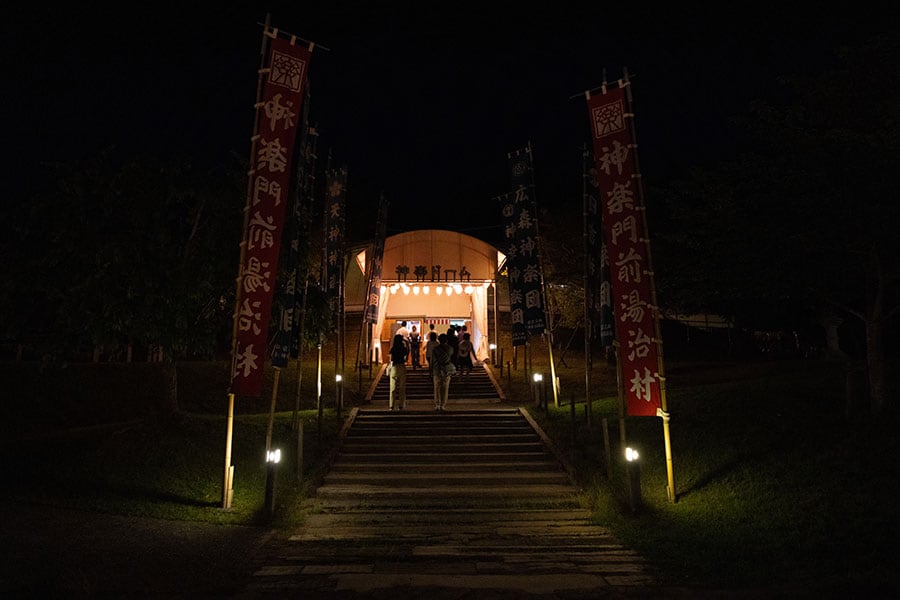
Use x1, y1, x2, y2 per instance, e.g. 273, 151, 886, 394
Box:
582, 145, 593, 428
623, 67, 675, 502
222, 393, 235, 509
223, 12, 271, 509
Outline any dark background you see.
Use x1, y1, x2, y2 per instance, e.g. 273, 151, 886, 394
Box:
4, 4, 891, 242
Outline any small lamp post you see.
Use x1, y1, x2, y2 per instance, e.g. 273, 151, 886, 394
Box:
532, 373, 544, 409
625, 446, 642, 512
489, 343, 497, 366
264, 448, 281, 518
335, 374, 344, 419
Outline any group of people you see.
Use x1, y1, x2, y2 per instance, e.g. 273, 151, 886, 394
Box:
388, 321, 477, 411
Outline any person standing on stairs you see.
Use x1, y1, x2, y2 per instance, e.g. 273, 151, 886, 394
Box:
431, 333, 455, 411
409, 325, 422, 370
388, 334, 409, 410
457, 331, 475, 376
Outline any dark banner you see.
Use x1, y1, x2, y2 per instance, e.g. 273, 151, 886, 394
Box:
324, 167, 347, 329
586, 84, 662, 416
272, 86, 315, 368
364, 195, 388, 324
230, 36, 312, 396
583, 149, 614, 348
502, 145, 547, 346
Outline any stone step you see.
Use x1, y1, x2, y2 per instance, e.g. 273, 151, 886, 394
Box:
328, 461, 562, 473
302, 508, 595, 523
323, 472, 570, 487
332, 451, 554, 463
314, 483, 579, 501
343, 433, 539, 444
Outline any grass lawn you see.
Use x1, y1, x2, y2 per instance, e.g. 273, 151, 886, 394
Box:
2, 355, 898, 595
524, 357, 900, 596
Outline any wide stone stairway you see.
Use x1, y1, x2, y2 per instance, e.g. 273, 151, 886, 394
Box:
241, 408, 659, 598
368, 362, 503, 405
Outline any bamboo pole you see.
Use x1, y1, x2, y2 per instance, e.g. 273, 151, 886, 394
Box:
623, 67, 675, 502
266, 367, 281, 452
223, 12, 271, 510
582, 144, 593, 428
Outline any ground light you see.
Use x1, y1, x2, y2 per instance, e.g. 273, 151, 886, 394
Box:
265, 448, 281, 517
335, 374, 344, 418
532, 373, 544, 409
489, 343, 496, 365
625, 446, 642, 512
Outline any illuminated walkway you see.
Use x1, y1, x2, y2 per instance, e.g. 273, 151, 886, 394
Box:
240, 407, 660, 598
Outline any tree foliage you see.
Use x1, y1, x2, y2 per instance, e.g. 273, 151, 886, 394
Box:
2, 149, 245, 361
653, 30, 900, 412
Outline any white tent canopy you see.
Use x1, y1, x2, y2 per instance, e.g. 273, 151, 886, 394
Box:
347, 229, 504, 363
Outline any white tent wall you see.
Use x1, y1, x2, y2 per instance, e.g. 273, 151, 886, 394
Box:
348, 229, 500, 363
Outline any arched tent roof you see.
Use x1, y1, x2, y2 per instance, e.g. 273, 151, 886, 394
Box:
345, 229, 504, 311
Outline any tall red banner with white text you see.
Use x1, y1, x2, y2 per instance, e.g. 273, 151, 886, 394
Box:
587, 85, 662, 416
230, 36, 312, 396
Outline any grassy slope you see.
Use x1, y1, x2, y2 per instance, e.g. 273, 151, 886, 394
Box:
2, 355, 898, 594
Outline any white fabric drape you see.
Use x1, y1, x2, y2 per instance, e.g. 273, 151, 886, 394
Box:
470, 286, 489, 360
372, 291, 390, 363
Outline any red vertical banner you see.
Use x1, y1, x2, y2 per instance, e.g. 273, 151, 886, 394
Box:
230, 35, 313, 397
587, 85, 662, 416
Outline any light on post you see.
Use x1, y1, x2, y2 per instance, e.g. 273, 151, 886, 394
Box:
625, 446, 642, 512
264, 447, 281, 518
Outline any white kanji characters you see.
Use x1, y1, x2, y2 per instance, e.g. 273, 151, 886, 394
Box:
263, 93, 296, 133
233, 343, 260, 379
620, 289, 646, 324
248, 211, 276, 250
242, 257, 271, 293
606, 180, 635, 215
591, 99, 626, 137
270, 50, 305, 92
517, 209, 533, 231
629, 367, 655, 402
253, 175, 283, 207
523, 264, 541, 283
627, 327, 652, 361
257, 137, 288, 173
509, 289, 523, 306
612, 215, 638, 245
238, 298, 263, 335
615, 248, 643, 283
525, 289, 542, 309
597, 138, 629, 175
518, 237, 536, 257
511, 308, 525, 325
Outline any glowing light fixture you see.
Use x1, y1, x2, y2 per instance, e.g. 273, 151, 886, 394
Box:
413, 285, 420, 295
423, 285, 430, 295
266, 448, 282, 464
436, 286, 442, 295
625, 447, 640, 462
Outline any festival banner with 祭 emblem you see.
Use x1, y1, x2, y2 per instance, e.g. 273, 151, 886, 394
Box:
586, 84, 662, 416
230, 35, 313, 397
324, 167, 347, 328
502, 145, 547, 346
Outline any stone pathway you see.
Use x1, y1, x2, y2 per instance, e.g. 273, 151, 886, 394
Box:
238, 407, 664, 598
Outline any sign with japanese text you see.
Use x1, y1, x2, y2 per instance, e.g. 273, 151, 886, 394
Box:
272, 87, 315, 368
502, 145, 547, 346
230, 36, 312, 396
324, 167, 347, 329
584, 149, 614, 348
587, 85, 662, 416
364, 196, 388, 324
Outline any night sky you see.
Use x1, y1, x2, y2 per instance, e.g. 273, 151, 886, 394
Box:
5, 4, 891, 242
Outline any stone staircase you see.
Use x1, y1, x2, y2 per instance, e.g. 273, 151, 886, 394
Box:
368, 362, 503, 404
243, 408, 658, 597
